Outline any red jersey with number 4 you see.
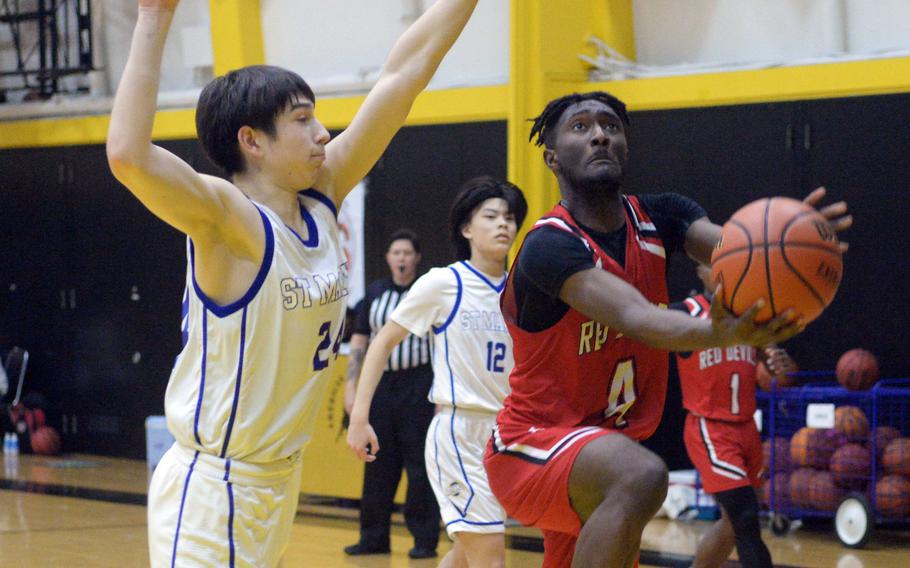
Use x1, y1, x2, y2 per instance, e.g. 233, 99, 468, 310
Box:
676, 294, 758, 423
497, 197, 669, 441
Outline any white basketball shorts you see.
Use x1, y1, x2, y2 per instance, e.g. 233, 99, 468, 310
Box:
426, 407, 506, 537
147, 443, 302, 567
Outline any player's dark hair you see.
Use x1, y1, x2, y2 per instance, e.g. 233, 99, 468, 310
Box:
196, 65, 316, 176
448, 176, 528, 261
529, 91, 630, 149
386, 228, 421, 254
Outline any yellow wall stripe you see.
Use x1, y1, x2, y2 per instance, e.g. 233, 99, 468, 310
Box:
0, 109, 198, 150
594, 56, 910, 111
508, 0, 633, 249
208, 0, 265, 76
316, 85, 509, 130
2, 55, 909, 149
593, 0, 636, 61
0, 86, 509, 150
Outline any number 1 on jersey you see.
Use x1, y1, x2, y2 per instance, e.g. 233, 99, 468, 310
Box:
730, 372, 741, 415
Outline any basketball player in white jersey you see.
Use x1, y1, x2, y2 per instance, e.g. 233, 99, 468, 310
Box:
107, 0, 480, 565
348, 177, 528, 568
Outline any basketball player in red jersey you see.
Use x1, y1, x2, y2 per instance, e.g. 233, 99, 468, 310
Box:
483, 92, 852, 568
675, 263, 796, 568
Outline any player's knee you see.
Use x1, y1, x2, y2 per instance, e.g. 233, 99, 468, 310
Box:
471, 557, 504, 568
729, 502, 760, 536
465, 548, 504, 568
620, 452, 668, 514
599, 451, 667, 523
717, 487, 761, 537
459, 532, 504, 568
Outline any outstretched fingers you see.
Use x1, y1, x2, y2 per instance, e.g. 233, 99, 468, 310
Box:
733, 304, 803, 346
803, 186, 852, 252
802, 186, 827, 208
762, 311, 803, 344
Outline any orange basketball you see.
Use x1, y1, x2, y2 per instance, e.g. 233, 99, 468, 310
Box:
883, 438, 910, 476
788, 468, 817, 508
30, 426, 61, 456
790, 427, 836, 469
756, 360, 797, 391
875, 475, 910, 518
809, 471, 843, 512
829, 443, 871, 490
836, 348, 880, 391
711, 197, 842, 324
834, 406, 869, 441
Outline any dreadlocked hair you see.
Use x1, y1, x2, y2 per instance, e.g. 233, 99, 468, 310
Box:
529, 91, 630, 148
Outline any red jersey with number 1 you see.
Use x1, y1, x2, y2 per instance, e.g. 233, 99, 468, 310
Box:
676, 294, 758, 423
497, 197, 669, 441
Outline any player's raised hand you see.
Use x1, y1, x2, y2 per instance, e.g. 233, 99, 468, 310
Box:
803, 186, 852, 252
139, 0, 180, 11
709, 284, 804, 347
347, 421, 380, 463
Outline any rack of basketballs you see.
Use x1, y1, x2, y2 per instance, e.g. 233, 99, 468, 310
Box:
755, 348, 910, 548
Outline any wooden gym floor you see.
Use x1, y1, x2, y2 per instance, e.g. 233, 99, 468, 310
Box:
1, 454, 908, 567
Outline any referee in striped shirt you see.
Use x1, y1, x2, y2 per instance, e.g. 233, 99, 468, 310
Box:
344, 229, 440, 559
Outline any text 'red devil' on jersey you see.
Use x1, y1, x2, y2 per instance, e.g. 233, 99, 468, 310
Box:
676, 294, 758, 422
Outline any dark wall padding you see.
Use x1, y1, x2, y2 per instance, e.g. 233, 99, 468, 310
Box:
362, 121, 508, 283
2, 91, 906, 463
625, 94, 910, 468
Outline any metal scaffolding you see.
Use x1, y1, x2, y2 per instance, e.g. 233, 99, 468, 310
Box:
0, 0, 94, 100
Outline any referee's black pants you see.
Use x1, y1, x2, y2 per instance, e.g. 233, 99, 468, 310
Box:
359, 364, 439, 551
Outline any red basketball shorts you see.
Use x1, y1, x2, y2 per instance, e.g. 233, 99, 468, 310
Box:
683, 413, 762, 494
484, 423, 617, 535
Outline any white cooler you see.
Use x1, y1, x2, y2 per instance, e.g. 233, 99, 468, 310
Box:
144, 415, 175, 471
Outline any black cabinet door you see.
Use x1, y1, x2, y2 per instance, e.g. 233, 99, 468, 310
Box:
0, 148, 69, 413
62, 144, 186, 457
797, 94, 910, 376
364, 122, 508, 282
625, 102, 801, 300
622, 103, 799, 469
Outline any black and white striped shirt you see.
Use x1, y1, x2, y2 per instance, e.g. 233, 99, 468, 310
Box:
354, 278, 431, 372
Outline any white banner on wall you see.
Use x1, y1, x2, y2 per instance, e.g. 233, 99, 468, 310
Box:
338, 180, 366, 310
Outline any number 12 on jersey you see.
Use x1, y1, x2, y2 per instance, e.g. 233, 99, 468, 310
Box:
486, 341, 506, 373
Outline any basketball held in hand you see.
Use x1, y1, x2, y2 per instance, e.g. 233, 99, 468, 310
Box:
711, 197, 842, 324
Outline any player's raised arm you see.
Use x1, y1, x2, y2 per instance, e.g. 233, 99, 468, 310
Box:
347, 322, 411, 462
559, 269, 801, 351
682, 217, 722, 265
320, 0, 479, 203
106, 1, 260, 257
684, 187, 853, 264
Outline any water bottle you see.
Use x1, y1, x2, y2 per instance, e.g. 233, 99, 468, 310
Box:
3, 433, 10, 456
10, 432, 18, 456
